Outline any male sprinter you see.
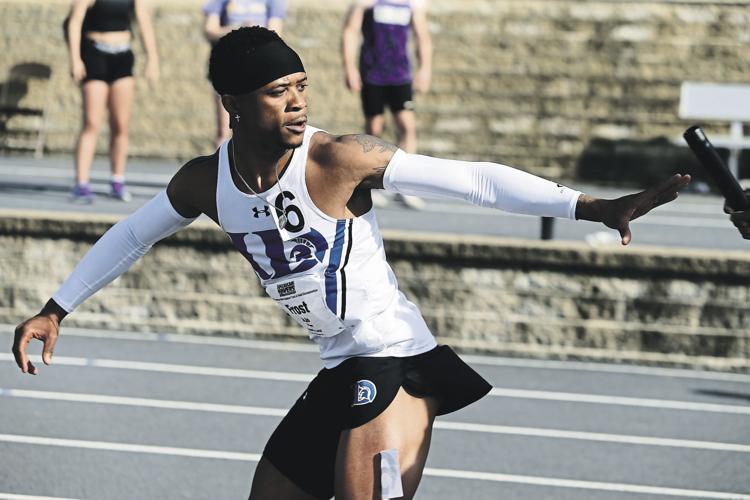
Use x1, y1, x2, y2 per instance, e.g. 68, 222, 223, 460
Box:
13, 27, 690, 500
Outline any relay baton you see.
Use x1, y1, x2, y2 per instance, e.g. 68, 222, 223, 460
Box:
683, 125, 750, 211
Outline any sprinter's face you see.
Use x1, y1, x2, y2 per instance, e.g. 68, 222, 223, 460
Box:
223, 72, 308, 149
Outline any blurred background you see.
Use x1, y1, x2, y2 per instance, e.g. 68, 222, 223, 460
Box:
1, 0, 748, 367
1, 1, 749, 499
2, 0, 749, 179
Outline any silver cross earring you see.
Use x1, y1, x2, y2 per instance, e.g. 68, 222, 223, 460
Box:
234, 114, 240, 123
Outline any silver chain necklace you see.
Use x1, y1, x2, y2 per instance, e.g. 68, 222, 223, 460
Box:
230, 139, 288, 230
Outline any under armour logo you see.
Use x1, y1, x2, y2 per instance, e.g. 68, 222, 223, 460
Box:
252, 206, 271, 218
352, 380, 377, 406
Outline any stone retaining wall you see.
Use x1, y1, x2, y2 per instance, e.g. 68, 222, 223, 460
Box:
2, 210, 748, 372
1, 0, 749, 180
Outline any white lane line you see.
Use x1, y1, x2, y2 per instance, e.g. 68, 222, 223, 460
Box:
0, 434, 261, 462
3, 388, 749, 453
461, 355, 750, 383
424, 209, 732, 229
631, 215, 732, 229
0, 353, 313, 383
417, 198, 725, 218
434, 421, 750, 453
0, 388, 287, 418
0, 164, 724, 214
421, 468, 750, 499
0, 494, 82, 500
3, 353, 749, 415
5, 325, 318, 353
0, 165, 173, 184
489, 387, 750, 415
0, 433, 746, 499
4, 325, 747, 383
414, 203, 732, 229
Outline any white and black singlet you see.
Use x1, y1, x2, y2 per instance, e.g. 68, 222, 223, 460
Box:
216, 126, 437, 368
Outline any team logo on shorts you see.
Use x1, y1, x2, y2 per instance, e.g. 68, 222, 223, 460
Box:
352, 379, 377, 406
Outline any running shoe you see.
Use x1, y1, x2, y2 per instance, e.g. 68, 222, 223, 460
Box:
70, 183, 94, 204
110, 181, 132, 202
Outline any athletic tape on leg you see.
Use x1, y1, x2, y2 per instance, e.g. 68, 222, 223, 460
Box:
380, 448, 403, 499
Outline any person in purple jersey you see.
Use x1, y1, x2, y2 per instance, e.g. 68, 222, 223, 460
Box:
203, 0, 287, 147
342, 0, 432, 208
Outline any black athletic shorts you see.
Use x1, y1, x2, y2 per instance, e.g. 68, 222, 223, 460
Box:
361, 82, 414, 117
262, 345, 492, 499
81, 39, 134, 84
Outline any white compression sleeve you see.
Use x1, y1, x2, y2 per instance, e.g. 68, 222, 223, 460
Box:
52, 190, 197, 312
382, 149, 582, 219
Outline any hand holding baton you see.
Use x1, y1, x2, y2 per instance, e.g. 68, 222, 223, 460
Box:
683, 125, 750, 211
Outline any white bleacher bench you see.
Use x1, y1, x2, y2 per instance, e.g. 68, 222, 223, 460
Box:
678, 82, 750, 178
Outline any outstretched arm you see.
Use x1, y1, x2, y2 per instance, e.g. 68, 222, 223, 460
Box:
317, 133, 690, 245
52, 191, 195, 312
12, 190, 197, 375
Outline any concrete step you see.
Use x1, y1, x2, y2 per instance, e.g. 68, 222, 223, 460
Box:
4, 213, 749, 372
9, 281, 750, 330
4, 285, 748, 362
3, 301, 746, 371
423, 310, 748, 359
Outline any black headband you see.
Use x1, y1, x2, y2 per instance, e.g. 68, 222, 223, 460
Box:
213, 40, 306, 96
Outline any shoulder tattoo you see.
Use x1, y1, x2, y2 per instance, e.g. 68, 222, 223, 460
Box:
354, 135, 398, 154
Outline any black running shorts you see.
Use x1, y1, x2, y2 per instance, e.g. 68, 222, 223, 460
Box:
361, 82, 414, 117
81, 39, 134, 84
262, 345, 492, 499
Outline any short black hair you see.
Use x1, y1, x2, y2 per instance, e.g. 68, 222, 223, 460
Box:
209, 26, 283, 95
